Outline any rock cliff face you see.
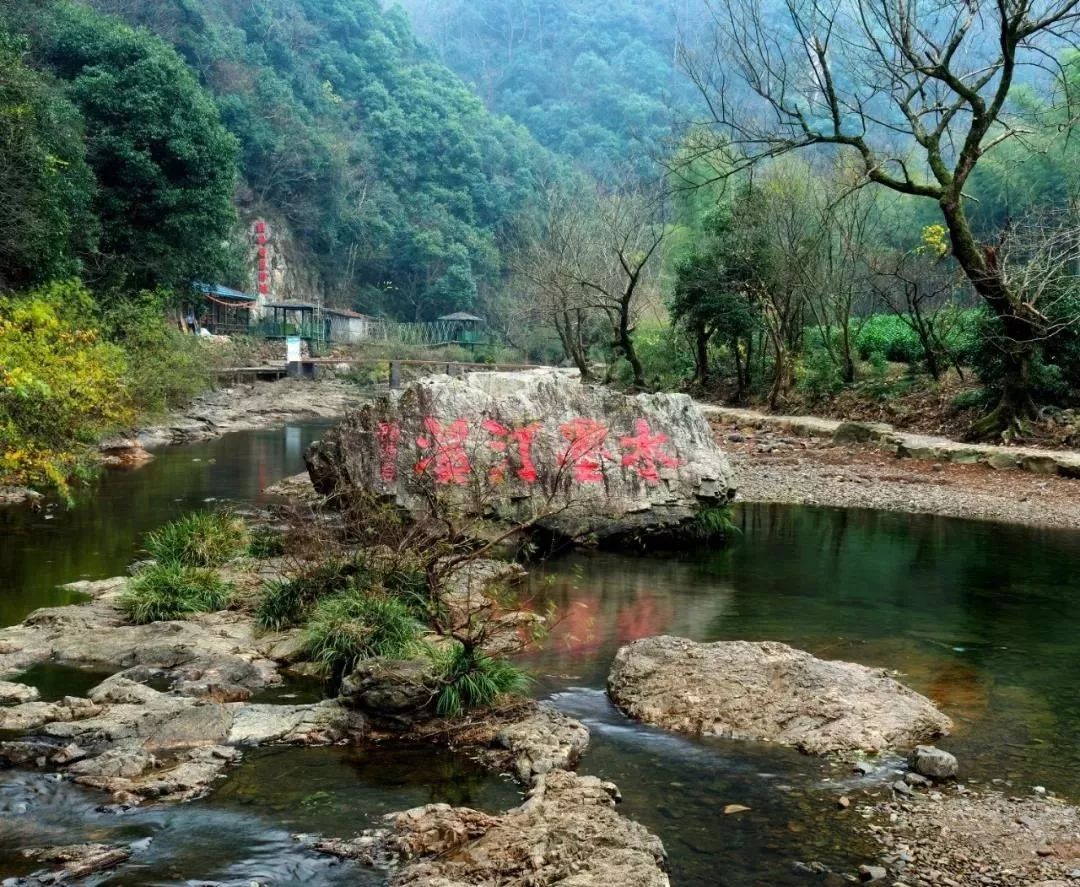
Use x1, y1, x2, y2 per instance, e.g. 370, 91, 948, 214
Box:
306, 370, 735, 544
608, 637, 952, 756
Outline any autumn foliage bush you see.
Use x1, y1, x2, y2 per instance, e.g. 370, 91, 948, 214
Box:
0, 281, 131, 497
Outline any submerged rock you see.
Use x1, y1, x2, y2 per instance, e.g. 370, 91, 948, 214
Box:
306, 369, 735, 545
23, 842, 132, 881
607, 637, 952, 755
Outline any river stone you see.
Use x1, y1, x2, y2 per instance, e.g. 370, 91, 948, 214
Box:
340, 658, 437, 718
607, 637, 952, 755
833, 422, 892, 445
0, 680, 40, 704
24, 843, 133, 880
495, 704, 590, 782
318, 770, 669, 887
305, 369, 735, 544
909, 744, 959, 780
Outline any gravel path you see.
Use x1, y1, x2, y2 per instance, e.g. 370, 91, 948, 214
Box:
714, 419, 1080, 531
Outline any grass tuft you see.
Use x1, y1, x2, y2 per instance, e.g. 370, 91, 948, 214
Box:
428, 642, 531, 718
120, 562, 232, 624
254, 553, 373, 631
144, 511, 250, 567
303, 586, 423, 678
248, 527, 286, 559
691, 504, 740, 541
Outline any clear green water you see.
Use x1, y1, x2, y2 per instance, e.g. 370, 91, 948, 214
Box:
3, 424, 1080, 885
522, 505, 1080, 884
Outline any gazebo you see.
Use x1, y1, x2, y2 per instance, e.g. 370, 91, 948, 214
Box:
437, 312, 487, 348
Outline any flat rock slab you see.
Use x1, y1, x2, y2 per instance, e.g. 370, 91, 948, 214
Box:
607, 637, 951, 755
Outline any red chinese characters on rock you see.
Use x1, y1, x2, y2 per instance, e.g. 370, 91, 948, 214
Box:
375, 421, 402, 482
619, 419, 681, 485
482, 418, 541, 485
557, 417, 613, 484
397, 415, 680, 488
414, 417, 471, 485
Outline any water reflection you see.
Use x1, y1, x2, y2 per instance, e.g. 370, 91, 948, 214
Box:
0, 422, 335, 628
523, 504, 1080, 884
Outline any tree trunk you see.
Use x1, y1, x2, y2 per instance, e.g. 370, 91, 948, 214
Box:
694, 326, 710, 385
618, 298, 645, 388
730, 336, 745, 402
555, 311, 591, 382
940, 197, 1040, 437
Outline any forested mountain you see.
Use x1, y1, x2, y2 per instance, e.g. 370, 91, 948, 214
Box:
396, 0, 710, 178
1, 0, 558, 318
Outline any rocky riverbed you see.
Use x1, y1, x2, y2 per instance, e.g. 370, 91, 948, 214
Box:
607, 637, 952, 756
0, 566, 671, 886
125, 377, 361, 450
716, 419, 1080, 530
857, 785, 1080, 886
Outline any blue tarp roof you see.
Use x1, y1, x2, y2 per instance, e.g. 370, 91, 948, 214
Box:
192, 282, 257, 302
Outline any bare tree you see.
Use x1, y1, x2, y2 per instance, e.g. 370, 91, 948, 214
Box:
802, 166, 883, 385
685, 0, 1080, 435
509, 183, 603, 380
577, 187, 669, 388
510, 180, 668, 387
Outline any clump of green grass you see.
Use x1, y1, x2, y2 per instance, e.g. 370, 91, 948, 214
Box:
428, 642, 531, 718
691, 504, 740, 542
248, 527, 286, 559
144, 512, 250, 567
303, 587, 423, 678
254, 554, 373, 631
120, 563, 233, 624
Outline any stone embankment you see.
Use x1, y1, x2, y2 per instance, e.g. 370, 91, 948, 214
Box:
711, 410, 1080, 529
607, 637, 951, 756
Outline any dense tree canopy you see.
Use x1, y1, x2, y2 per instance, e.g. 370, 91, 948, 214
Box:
398, 0, 710, 179
0, 34, 95, 289
0, 0, 561, 318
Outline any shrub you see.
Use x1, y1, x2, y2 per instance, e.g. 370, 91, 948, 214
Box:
962, 304, 1080, 407
428, 641, 531, 718
254, 553, 373, 631
795, 346, 845, 399
101, 293, 213, 417
120, 562, 232, 623
856, 314, 924, 364
303, 587, 423, 677
144, 511, 250, 567
614, 324, 695, 390
0, 282, 132, 498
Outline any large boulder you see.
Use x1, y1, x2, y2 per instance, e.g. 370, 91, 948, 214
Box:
607, 637, 952, 755
305, 370, 735, 544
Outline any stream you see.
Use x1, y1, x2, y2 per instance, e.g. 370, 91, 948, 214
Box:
2, 421, 1080, 885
